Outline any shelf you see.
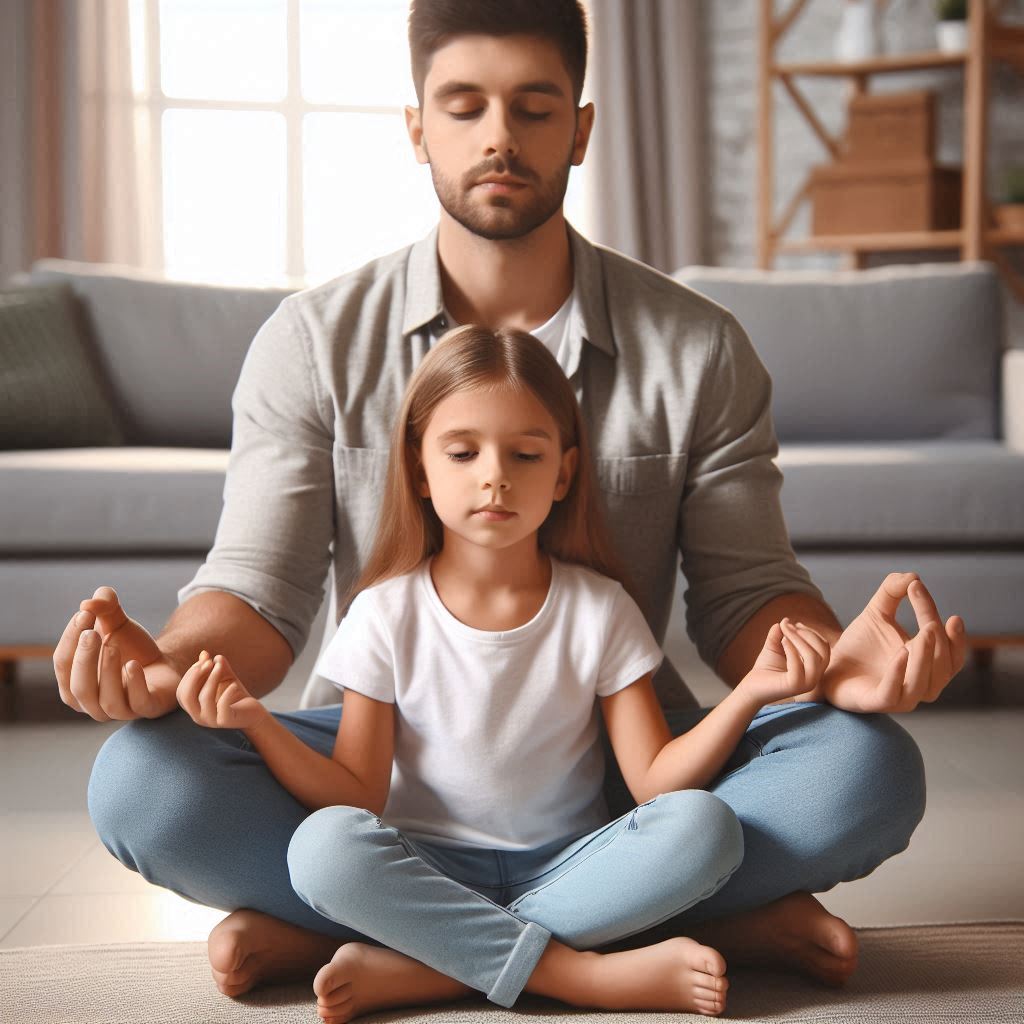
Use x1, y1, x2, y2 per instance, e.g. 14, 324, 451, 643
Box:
777, 230, 964, 254
774, 51, 966, 78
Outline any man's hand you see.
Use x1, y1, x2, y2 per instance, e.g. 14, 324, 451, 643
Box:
53, 586, 181, 722
821, 572, 967, 713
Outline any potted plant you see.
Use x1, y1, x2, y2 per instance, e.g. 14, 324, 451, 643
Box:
994, 167, 1024, 236
935, 0, 968, 53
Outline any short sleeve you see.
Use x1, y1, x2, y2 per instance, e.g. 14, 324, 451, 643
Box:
177, 296, 335, 659
596, 585, 665, 698
315, 590, 396, 703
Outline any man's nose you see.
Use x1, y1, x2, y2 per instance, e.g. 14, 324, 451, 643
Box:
483, 106, 519, 160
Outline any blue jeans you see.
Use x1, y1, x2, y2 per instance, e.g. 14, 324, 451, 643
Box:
87, 700, 926, 1007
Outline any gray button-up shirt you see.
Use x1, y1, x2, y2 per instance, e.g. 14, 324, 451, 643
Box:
179, 223, 822, 710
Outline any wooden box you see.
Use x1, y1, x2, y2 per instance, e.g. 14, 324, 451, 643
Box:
844, 90, 935, 163
809, 159, 961, 235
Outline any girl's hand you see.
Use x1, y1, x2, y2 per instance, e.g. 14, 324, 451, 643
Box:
176, 651, 268, 731
737, 618, 831, 709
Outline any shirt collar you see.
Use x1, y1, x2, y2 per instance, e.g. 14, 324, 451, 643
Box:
402, 221, 617, 362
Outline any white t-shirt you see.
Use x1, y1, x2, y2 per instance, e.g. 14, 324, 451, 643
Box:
437, 289, 576, 372
316, 556, 664, 851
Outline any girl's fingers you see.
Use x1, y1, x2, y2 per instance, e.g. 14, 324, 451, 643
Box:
782, 636, 805, 689
199, 660, 226, 720
792, 622, 830, 661
780, 619, 823, 675
178, 658, 212, 718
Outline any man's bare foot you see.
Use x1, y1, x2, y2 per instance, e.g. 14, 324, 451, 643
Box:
312, 942, 475, 1023
688, 891, 858, 986
528, 935, 729, 1017
207, 909, 345, 996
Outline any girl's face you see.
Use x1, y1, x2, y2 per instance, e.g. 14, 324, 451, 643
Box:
416, 384, 578, 556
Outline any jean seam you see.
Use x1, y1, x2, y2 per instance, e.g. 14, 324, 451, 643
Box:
506, 799, 658, 911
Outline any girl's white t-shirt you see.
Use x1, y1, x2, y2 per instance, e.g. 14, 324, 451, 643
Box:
316, 557, 664, 851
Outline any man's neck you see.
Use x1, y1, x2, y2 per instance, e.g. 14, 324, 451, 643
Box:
437, 211, 574, 332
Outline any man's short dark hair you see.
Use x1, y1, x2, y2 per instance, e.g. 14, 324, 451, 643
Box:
408, 0, 589, 107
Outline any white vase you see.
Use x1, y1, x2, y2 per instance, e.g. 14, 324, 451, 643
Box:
936, 21, 969, 53
834, 0, 881, 62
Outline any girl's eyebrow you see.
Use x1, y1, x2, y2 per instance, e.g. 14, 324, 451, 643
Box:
436, 427, 553, 442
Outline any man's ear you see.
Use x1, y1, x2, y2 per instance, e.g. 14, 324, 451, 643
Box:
405, 105, 430, 165
554, 446, 579, 501
571, 102, 595, 167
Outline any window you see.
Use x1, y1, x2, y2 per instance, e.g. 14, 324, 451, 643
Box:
129, 0, 591, 287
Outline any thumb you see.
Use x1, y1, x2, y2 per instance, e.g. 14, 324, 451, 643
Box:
867, 572, 918, 623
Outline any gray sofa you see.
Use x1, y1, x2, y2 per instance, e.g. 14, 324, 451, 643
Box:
2, 257, 1021, 704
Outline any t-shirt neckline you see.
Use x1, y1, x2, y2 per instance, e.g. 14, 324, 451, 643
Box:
420, 556, 560, 643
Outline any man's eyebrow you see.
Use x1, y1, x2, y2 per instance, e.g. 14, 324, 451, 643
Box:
437, 427, 553, 442
432, 80, 566, 101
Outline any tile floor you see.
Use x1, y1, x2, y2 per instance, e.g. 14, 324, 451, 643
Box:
2, 621, 1023, 950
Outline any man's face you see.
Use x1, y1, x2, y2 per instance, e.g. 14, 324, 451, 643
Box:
405, 34, 593, 240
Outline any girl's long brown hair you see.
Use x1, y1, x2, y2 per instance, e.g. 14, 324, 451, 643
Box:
344, 324, 638, 607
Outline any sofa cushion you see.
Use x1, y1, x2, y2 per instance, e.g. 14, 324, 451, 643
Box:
22, 260, 295, 448
0, 284, 125, 449
673, 262, 1002, 443
777, 441, 1024, 545
0, 448, 229, 553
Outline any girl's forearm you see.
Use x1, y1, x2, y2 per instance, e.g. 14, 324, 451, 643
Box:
642, 688, 762, 799
243, 712, 377, 815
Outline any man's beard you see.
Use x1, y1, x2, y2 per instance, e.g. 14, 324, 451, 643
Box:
426, 146, 573, 241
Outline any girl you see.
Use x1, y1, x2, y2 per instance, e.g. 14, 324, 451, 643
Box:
176, 325, 831, 1020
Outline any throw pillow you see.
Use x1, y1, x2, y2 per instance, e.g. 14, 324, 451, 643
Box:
0, 283, 125, 449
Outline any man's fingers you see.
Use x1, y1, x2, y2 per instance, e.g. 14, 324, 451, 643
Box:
868, 571, 919, 624
97, 642, 132, 719
80, 586, 129, 639
906, 578, 943, 632
870, 647, 909, 712
54, 610, 94, 712
123, 660, 157, 717
68, 630, 110, 722
946, 615, 968, 677
901, 626, 936, 708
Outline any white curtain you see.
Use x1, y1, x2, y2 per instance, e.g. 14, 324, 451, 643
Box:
68, 0, 160, 268
586, 0, 706, 272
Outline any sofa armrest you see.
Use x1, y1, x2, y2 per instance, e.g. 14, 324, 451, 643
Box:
1004, 349, 1024, 453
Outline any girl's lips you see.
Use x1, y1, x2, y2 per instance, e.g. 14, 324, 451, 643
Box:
475, 509, 516, 521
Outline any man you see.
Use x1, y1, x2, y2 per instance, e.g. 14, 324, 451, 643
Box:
60, 0, 966, 1012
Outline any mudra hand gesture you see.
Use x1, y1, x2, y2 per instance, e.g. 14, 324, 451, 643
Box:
739, 618, 831, 708
176, 651, 268, 731
822, 572, 967, 713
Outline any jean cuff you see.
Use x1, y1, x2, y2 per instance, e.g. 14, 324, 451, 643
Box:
487, 920, 552, 1008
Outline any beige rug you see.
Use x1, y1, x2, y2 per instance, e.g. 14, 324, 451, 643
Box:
2, 922, 1022, 1023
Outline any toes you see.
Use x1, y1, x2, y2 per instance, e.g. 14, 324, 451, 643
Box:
699, 945, 727, 977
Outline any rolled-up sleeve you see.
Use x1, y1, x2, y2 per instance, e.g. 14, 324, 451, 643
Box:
679, 310, 824, 671
177, 296, 335, 657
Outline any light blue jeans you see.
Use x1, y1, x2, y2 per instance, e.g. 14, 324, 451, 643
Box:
87, 700, 926, 1007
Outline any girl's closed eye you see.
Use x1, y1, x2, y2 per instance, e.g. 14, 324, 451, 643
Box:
444, 451, 544, 463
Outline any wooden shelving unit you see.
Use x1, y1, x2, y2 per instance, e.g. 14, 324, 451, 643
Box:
758, 0, 1024, 298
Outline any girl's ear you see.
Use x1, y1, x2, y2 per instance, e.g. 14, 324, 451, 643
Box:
554, 446, 579, 501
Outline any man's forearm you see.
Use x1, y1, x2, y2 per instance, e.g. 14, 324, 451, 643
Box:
156, 591, 294, 700
715, 592, 842, 700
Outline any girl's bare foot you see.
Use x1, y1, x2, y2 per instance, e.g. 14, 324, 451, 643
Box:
207, 909, 345, 996
312, 942, 475, 1023
688, 891, 859, 986
529, 935, 729, 1017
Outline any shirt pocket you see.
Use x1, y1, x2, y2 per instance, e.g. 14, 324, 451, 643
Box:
332, 443, 392, 567
593, 453, 688, 594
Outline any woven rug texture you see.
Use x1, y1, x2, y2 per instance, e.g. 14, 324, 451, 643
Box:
1, 921, 1021, 1024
